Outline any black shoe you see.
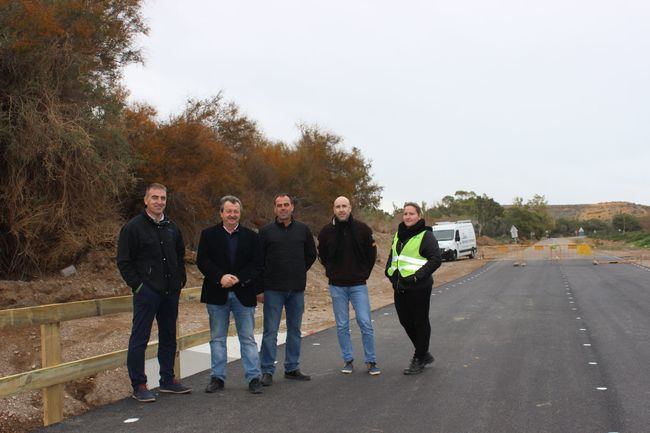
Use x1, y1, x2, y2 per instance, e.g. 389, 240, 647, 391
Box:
403, 357, 425, 375
261, 373, 273, 386
421, 352, 435, 367
248, 378, 263, 394
284, 369, 311, 381
205, 377, 224, 393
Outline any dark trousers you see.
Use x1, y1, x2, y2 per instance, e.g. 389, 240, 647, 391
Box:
394, 286, 433, 359
127, 284, 180, 389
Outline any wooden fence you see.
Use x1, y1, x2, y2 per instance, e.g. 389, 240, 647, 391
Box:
0, 287, 210, 426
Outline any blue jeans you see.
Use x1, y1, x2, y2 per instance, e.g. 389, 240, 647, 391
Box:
207, 292, 261, 383
260, 290, 305, 374
328, 284, 377, 364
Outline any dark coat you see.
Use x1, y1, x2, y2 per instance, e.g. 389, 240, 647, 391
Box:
259, 219, 317, 292
197, 223, 262, 307
317, 215, 377, 286
117, 211, 186, 294
385, 221, 442, 292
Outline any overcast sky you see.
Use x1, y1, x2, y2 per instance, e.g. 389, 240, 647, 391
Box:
123, 0, 650, 210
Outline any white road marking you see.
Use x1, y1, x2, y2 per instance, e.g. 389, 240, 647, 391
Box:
589, 362, 598, 365
583, 344, 592, 346
312, 343, 321, 346
596, 387, 608, 391
580, 328, 587, 331
124, 418, 139, 424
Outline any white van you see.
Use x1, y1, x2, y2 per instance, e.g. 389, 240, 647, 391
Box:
431, 220, 477, 261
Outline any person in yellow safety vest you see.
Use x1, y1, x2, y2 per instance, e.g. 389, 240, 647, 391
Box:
385, 202, 442, 375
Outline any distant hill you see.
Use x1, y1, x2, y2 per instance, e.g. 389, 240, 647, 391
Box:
547, 202, 650, 221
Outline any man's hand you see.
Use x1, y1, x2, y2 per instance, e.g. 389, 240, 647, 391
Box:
220, 274, 239, 288
256, 293, 265, 303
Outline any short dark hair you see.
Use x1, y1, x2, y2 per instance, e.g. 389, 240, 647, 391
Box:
220, 195, 242, 212
274, 193, 294, 205
145, 183, 167, 197
403, 202, 422, 216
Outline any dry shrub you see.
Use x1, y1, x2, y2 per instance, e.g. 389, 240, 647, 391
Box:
0, 0, 146, 278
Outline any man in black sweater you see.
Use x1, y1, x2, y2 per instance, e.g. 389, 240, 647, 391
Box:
117, 183, 191, 402
259, 194, 317, 386
317, 196, 380, 375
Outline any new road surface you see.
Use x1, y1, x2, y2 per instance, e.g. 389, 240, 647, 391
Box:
40, 251, 650, 433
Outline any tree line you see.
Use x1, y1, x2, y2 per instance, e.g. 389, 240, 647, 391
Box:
0, 1, 380, 278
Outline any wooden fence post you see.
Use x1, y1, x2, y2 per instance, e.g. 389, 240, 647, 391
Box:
40, 322, 63, 426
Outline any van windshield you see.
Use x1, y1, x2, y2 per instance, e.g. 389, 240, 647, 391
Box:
432, 229, 454, 241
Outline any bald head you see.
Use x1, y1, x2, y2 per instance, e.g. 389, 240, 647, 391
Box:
333, 196, 352, 221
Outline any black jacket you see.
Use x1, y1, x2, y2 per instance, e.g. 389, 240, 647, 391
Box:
117, 211, 186, 294
260, 219, 317, 292
385, 220, 442, 292
197, 223, 262, 307
317, 215, 377, 286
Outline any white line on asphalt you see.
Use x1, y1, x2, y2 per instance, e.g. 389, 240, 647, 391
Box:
580, 328, 587, 331
589, 362, 597, 365
576, 317, 582, 319
583, 344, 592, 346
124, 418, 139, 423
597, 387, 608, 391
312, 343, 321, 346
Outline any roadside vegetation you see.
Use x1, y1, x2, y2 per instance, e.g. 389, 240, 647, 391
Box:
554, 213, 650, 249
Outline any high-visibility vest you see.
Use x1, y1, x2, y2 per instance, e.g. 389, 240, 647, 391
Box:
387, 231, 427, 277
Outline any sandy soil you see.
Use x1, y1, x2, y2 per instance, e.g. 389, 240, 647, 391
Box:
1, 236, 646, 432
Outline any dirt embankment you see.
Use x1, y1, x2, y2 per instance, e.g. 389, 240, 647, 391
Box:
0, 236, 521, 433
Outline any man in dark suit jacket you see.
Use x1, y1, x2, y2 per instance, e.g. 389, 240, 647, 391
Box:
197, 195, 264, 394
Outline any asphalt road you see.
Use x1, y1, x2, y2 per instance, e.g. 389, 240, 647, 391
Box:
39, 258, 650, 433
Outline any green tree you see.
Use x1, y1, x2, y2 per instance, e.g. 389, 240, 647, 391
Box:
475, 194, 504, 237
612, 213, 642, 232
504, 195, 554, 240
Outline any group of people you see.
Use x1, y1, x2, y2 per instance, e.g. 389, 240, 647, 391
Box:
117, 183, 442, 402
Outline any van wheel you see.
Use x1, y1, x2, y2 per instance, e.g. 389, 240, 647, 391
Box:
469, 248, 476, 259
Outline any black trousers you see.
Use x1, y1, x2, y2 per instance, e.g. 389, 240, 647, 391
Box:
127, 284, 179, 389
394, 286, 433, 359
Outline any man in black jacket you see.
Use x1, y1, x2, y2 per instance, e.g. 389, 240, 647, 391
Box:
117, 183, 191, 403
259, 194, 317, 386
317, 196, 381, 375
197, 195, 264, 394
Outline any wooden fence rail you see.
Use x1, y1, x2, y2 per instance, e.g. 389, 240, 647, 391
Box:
0, 287, 206, 426
0, 329, 211, 397
0, 287, 202, 328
